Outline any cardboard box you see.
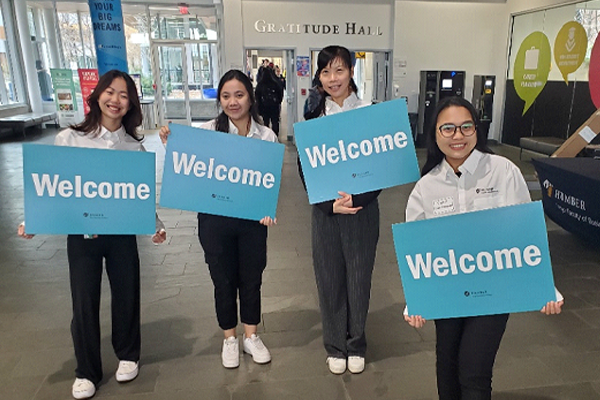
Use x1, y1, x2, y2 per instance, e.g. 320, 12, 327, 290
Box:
552, 108, 600, 157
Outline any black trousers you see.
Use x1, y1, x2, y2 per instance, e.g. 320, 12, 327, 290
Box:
197, 213, 268, 330
261, 108, 280, 135
435, 314, 509, 400
311, 200, 379, 358
67, 235, 141, 385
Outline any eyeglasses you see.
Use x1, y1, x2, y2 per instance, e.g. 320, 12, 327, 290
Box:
438, 122, 476, 138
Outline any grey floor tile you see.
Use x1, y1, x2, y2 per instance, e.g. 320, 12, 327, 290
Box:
3, 130, 600, 399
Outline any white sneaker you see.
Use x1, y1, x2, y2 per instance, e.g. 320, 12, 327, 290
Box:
222, 336, 240, 368
72, 378, 95, 399
326, 357, 347, 374
243, 333, 271, 364
115, 360, 139, 382
348, 356, 365, 374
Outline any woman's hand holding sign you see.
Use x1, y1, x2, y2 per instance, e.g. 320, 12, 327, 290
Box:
333, 191, 362, 214
541, 300, 564, 315
159, 125, 171, 144
404, 314, 427, 328
259, 216, 277, 226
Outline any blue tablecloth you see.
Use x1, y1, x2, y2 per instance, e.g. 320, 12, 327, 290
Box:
532, 157, 600, 243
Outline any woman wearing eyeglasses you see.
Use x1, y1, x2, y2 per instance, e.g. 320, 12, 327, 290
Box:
404, 96, 563, 400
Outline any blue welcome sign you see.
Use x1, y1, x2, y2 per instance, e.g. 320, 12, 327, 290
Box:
23, 144, 156, 234
160, 124, 285, 221
392, 201, 557, 320
294, 98, 420, 204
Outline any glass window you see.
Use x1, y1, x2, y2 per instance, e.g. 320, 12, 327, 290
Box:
503, 0, 600, 146
57, 10, 96, 70
150, 8, 217, 41
0, 2, 21, 105
123, 7, 152, 98
29, 5, 53, 101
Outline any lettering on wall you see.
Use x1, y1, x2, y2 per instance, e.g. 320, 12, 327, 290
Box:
254, 20, 383, 36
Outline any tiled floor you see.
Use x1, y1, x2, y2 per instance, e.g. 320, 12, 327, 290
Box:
1, 126, 600, 399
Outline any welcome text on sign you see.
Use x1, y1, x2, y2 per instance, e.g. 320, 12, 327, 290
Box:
31, 174, 151, 200
303, 131, 408, 169
172, 151, 276, 189
405, 245, 542, 279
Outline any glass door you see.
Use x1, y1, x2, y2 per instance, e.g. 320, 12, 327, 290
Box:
372, 52, 391, 103
153, 43, 191, 126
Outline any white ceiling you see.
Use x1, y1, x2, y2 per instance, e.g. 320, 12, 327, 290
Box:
29, 0, 509, 13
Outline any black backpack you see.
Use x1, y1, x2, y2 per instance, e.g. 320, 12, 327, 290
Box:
261, 87, 280, 108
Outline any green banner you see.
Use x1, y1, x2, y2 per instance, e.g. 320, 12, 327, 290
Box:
51, 69, 79, 127
50, 69, 77, 112
513, 32, 551, 115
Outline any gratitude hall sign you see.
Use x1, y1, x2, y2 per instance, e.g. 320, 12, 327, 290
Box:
254, 20, 383, 36
160, 124, 285, 221
294, 98, 419, 204
393, 202, 557, 320
23, 144, 156, 234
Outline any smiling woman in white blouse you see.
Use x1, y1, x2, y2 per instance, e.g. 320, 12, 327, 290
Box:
18, 70, 166, 400
404, 96, 563, 400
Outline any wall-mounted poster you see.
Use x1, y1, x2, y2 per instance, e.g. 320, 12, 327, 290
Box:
553, 21, 587, 84
78, 69, 99, 115
589, 31, 600, 108
296, 56, 310, 77
513, 31, 551, 115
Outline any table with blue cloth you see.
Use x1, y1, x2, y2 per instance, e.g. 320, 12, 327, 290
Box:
532, 157, 600, 243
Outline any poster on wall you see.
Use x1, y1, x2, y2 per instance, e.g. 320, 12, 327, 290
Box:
589, 30, 600, 108
296, 56, 310, 77
513, 31, 551, 115
78, 69, 99, 115
553, 21, 587, 84
50, 69, 78, 127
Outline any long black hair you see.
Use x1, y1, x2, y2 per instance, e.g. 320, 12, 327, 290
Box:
70, 70, 142, 141
214, 69, 262, 133
305, 45, 359, 120
421, 96, 493, 176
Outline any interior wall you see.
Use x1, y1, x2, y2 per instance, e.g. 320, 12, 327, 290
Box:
240, 0, 394, 122
223, 0, 578, 141
393, 1, 509, 141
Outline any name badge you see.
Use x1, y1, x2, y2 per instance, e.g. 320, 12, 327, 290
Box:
433, 196, 455, 215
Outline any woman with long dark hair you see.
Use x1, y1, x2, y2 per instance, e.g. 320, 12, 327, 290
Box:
19, 69, 167, 399
159, 69, 278, 369
298, 45, 380, 375
404, 96, 564, 400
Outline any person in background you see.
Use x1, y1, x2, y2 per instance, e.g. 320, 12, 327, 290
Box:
303, 73, 322, 120
298, 45, 380, 375
18, 69, 167, 400
404, 96, 564, 400
275, 65, 286, 91
159, 69, 277, 369
255, 67, 284, 136
256, 58, 270, 83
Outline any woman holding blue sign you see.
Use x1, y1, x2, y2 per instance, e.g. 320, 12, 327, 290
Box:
403, 96, 563, 400
298, 45, 380, 375
159, 69, 277, 369
18, 70, 167, 400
